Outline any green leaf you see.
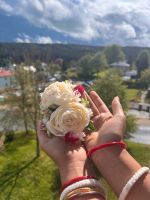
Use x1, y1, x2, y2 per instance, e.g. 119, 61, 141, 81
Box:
81, 98, 89, 107
64, 80, 69, 83
86, 121, 96, 131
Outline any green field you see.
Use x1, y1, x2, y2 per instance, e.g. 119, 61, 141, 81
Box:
125, 88, 140, 101
0, 136, 150, 200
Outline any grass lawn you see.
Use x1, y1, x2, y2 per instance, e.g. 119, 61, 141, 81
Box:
125, 88, 140, 101
0, 137, 150, 200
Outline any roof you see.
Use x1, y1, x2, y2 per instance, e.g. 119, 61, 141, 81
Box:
0, 69, 13, 77
110, 61, 130, 67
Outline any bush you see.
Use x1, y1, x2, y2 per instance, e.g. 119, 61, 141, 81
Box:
125, 114, 137, 139
91, 69, 137, 138
5, 130, 15, 143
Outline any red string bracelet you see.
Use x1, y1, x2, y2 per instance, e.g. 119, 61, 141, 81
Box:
60, 176, 96, 193
87, 141, 127, 158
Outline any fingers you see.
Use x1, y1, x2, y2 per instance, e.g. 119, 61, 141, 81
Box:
37, 121, 49, 144
37, 121, 46, 135
82, 91, 100, 116
93, 113, 112, 129
112, 96, 125, 116
90, 91, 111, 114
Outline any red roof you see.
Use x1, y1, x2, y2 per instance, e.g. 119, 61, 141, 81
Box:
0, 69, 12, 77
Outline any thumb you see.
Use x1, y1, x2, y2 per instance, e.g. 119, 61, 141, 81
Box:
112, 96, 124, 116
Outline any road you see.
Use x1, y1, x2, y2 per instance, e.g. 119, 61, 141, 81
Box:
128, 110, 150, 145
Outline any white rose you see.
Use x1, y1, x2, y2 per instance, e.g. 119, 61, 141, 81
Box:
40, 81, 80, 110
46, 102, 93, 139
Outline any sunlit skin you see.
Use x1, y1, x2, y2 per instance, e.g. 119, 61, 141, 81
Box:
38, 90, 123, 172
83, 91, 126, 150
38, 122, 96, 182
38, 90, 150, 200
38, 90, 126, 200
84, 91, 150, 200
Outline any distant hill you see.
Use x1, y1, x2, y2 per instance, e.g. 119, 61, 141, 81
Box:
0, 43, 150, 65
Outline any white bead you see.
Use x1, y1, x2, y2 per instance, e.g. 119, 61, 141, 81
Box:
119, 167, 150, 200
60, 179, 104, 200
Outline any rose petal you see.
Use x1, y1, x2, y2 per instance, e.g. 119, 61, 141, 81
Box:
65, 132, 79, 144
74, 85, 85, 95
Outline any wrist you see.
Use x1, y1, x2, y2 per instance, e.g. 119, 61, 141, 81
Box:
59, 160, 96, 184
91, 146, 141, 195
86, 132, 123, 151
59, 161, 85, 184
88, 141, 126, 158
92, 144, 124, 164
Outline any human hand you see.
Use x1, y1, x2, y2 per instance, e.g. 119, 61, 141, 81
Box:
38, 122, 95, 183
84, 91, 126, 150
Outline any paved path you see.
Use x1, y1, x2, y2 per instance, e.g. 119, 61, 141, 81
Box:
141, 90, 147, 104
128, 110, 150, 145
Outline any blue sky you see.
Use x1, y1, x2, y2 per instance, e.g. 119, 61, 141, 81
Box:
0, 0, 150, 46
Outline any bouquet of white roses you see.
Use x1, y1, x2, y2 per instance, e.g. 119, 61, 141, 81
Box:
40, 81, 94, 143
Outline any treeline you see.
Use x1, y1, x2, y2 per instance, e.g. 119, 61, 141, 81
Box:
0, 43, 150, 66
0, 43, 103, 65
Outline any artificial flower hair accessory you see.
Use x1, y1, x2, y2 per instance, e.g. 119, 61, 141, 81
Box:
40, 81, 94, 143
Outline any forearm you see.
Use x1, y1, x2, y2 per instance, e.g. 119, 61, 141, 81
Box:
92, 146, 150, 200
59, 160, 95, 184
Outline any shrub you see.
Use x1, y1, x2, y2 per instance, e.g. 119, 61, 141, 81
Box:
5, 130, 15, 142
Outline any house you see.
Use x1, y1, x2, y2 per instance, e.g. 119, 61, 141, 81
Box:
125, 70, 138, 78
110, 61, 130, 74
23, 65, 36, 72
0, 68, 13, 88
123, 70, 138, 81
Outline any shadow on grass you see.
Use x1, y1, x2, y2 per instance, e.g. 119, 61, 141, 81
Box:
3, 137, 34, 156
50, 167, 61, 200
0, 156, 38, 200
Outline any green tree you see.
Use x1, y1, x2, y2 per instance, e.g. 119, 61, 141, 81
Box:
140, 68, 150, 87
91, 69, 137, 138
89, 52, 108, 73
104, 44, 126, 64
47, 63, 61, 77
136, 50, 150, 77
92, 69, 127, 108
3, 64, 40, 156
78, 52, 108, 80
77, 54, 93, 80
65, 68, 78, 80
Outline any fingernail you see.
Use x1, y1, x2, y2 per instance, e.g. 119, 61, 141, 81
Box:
116, 96, 120, 101
41, 123, 46, 127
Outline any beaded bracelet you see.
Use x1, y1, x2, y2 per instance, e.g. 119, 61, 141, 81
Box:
119, 167, 150, 200
87, 141, 126, 158
60, 176, 95, 193
60, 178, 106, 200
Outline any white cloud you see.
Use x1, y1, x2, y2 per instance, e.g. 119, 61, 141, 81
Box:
15, 33, 53, 44
1, 0, 150, 46
15, 33, 31, 43
0, 0, 13, 12
36, 36, 53, 44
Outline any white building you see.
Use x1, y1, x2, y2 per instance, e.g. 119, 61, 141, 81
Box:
0, 69, 13, 88
110, 61, 130, 71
